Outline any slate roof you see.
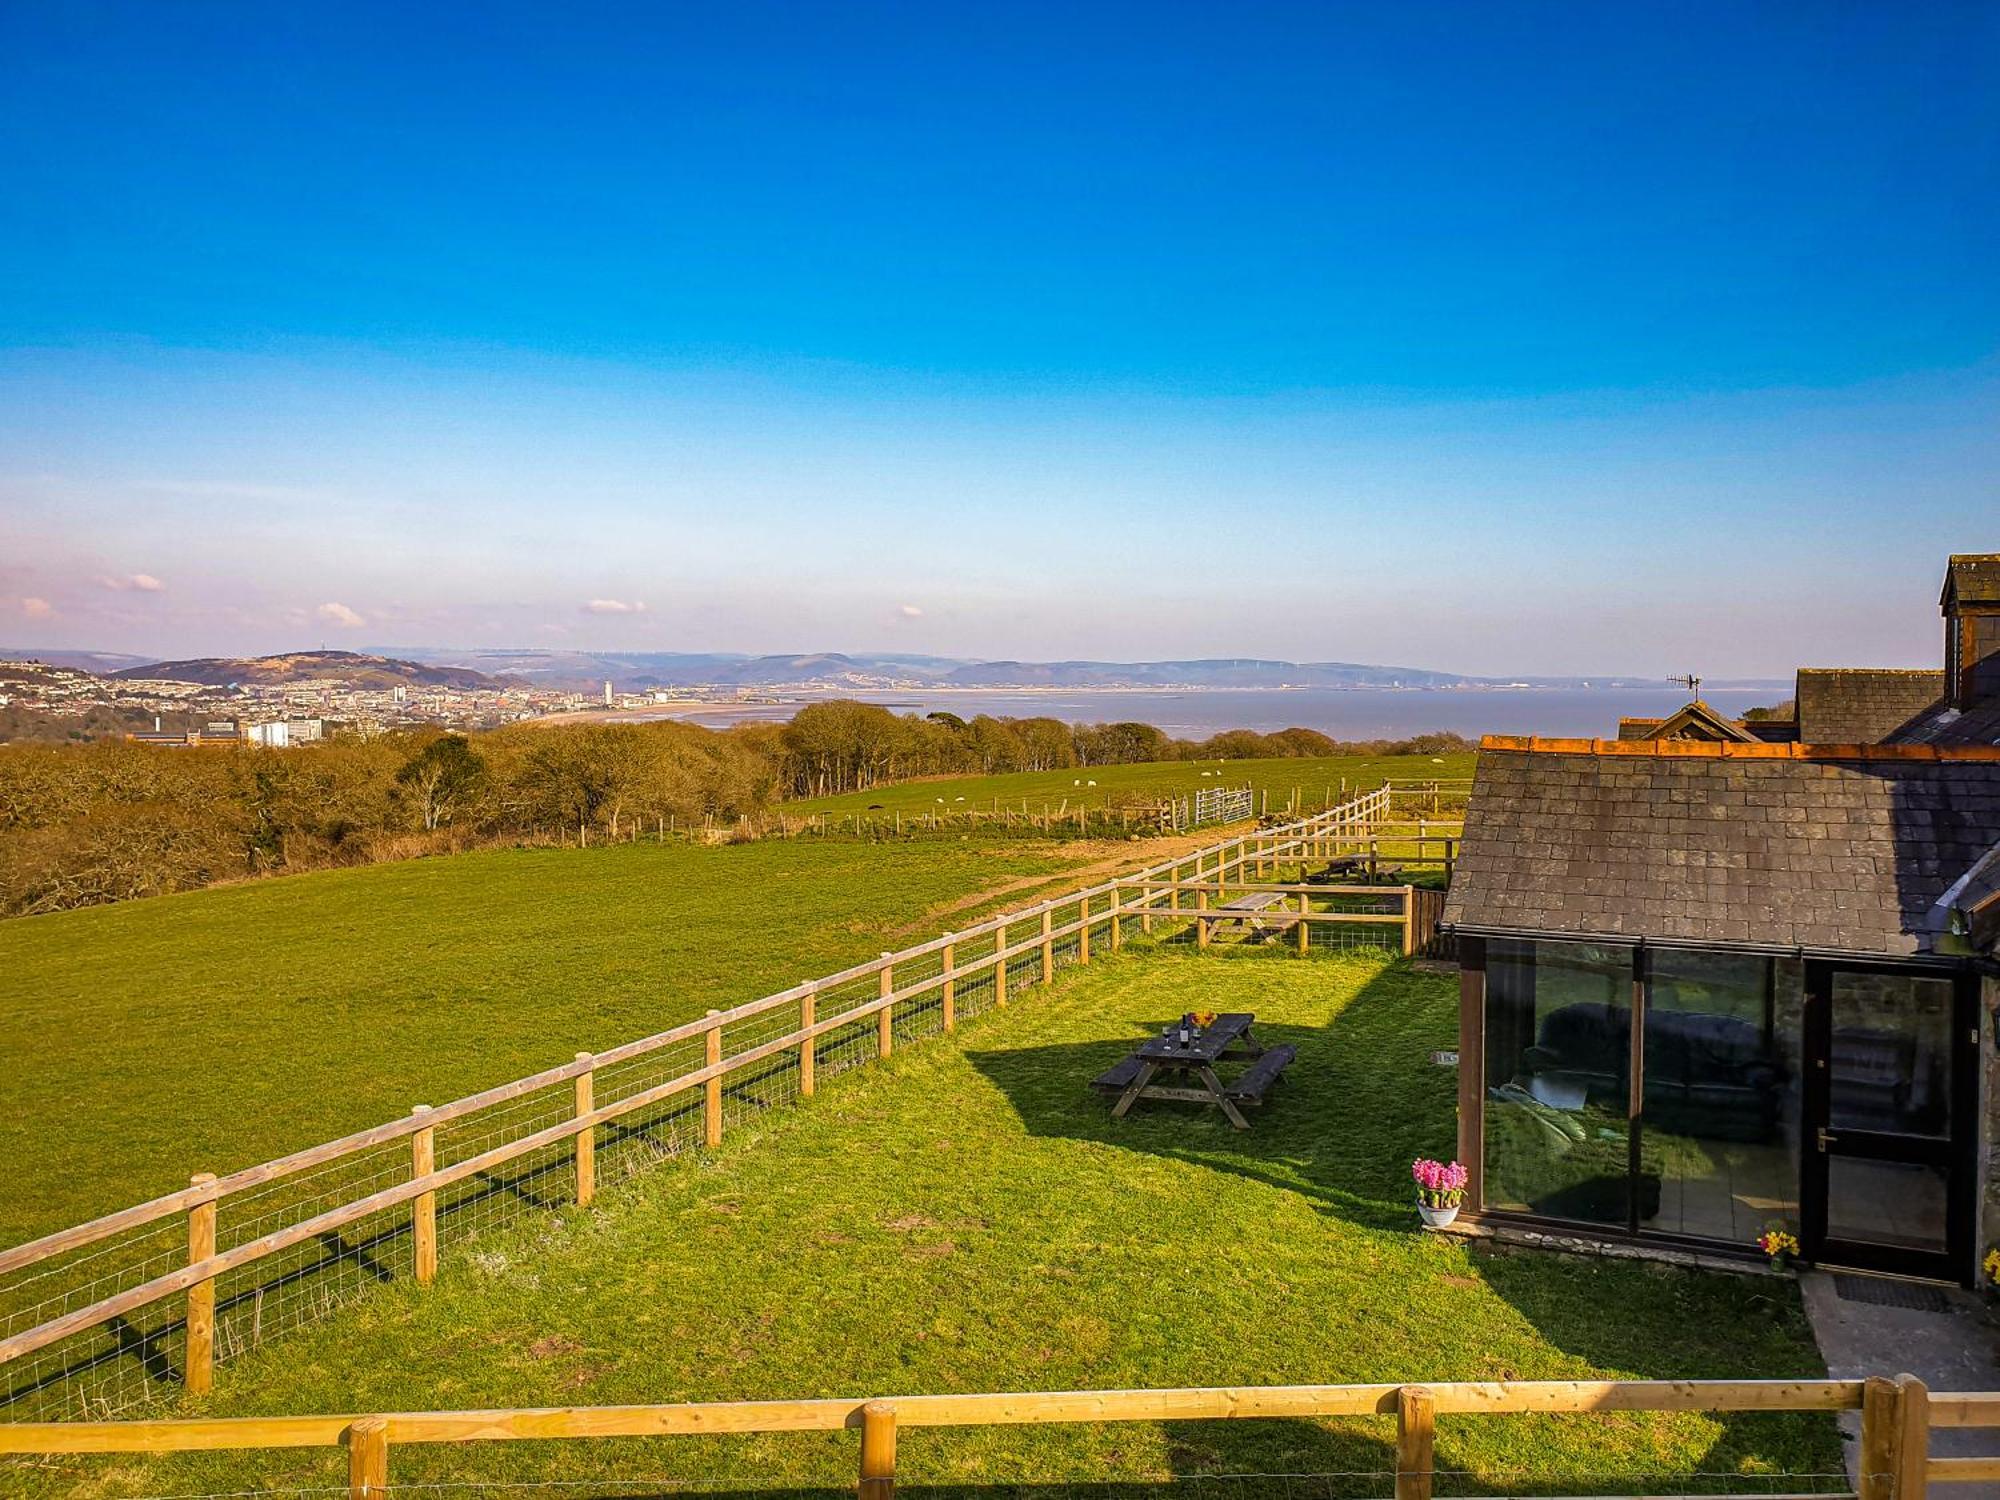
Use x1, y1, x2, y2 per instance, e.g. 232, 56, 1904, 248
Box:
1442, 744, 2000, 956
1943, 554, 2000, 608
1891, 697, 2000, 748
1794, 668, 1943, 744
1617, 706, 1795, 743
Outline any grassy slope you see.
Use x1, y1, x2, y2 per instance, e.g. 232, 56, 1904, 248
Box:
0, 835, 1116, 1243
786, 752, 1476, 818
39, 949, 1838, 1500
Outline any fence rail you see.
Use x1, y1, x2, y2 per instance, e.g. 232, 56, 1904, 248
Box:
2, 788, 1407, 1420
0, 1373, 1961, 1500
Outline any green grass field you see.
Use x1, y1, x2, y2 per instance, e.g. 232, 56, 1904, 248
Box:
19, 948, 1837, 1500
786, 752, 1475, 819
0, 833, 1128, 1244
0, 746, 1470, 1247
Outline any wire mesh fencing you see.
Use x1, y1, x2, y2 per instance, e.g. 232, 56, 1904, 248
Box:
0, 1456, 1867, 1500
0, 793, 1408, 1425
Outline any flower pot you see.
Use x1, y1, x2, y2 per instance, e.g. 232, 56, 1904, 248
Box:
1417, 1201, 1459, 1230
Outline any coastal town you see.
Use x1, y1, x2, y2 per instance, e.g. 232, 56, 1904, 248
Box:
0, 654, 728, 744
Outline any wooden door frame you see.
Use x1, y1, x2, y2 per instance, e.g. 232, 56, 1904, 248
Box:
1799, 959, 1979, 1283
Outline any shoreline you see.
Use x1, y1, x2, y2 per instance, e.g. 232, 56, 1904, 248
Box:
524, 683, 1788, 737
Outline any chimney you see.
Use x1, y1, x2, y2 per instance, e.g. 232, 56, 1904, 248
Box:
1941, 554, 2000, 707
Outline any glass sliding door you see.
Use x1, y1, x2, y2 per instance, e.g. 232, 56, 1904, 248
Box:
1802, 963, 1977, 1282
1637, 951, 1800, 1244
1482, 939, 1638, 1226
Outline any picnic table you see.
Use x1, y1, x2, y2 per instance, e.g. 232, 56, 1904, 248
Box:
1208, 890, 1296, 939
1304, 855, 1405, 884
1089, 1012, 1297, 1129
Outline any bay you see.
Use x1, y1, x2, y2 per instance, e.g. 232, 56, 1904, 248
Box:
636, 684, 1791, 739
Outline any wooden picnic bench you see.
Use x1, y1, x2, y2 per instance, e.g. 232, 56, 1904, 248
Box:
1304, 856, 1404, 885
1208, 889, 1297, 940
1088, 1013, 1296, 1129
1303, 855, 1366, 883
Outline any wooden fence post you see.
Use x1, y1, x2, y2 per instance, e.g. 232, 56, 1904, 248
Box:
941, 941, 956, 1031
572, 1058, 595, 1208
1894, 1373, 1929, 1500
1297, 891, 1310, 955
411, 1106, 437, 1285
800, 984, 818, 1096
1196, 888, 1210, 950
878, 956, 894, 1059
704, 1010, 724, 1148
995, 924, 1008, 1006
1402, 885, 1418, 956
1040, 908, 1054, 983
1859, 1375, 1897, 1500
185, 1172, 217, 1397
1109, 887, 1123, 951
1396, 1384, 1435, 1500
858, 1400, 897, 1500
1141, 882, 1154, 934
347, 1416, 388, 1500
1078, 895, 1091, 964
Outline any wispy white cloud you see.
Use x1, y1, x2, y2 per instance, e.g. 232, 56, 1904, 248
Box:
20, 597, 55, 619
316, 601, 366, 627
97, 573, 166, 593
896, 603, 924, 619
583, 598, 646, 614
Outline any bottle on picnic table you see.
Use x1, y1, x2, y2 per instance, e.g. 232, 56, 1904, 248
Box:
1178, 1014, 1192, 1047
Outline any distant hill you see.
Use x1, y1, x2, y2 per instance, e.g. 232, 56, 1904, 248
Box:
0, 648, 156, 675
35, 642, 1788, 695
391, 648, 1646, 693
935, 658, 1474, 688
114, 650, 514, 691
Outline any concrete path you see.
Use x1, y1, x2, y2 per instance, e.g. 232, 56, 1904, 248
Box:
1801, 1270, 2000, 1496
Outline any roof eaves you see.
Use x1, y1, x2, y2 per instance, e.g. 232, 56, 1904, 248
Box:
1478, 735, 2000, 762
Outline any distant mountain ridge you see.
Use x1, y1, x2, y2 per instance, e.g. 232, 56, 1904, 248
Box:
390, 648, 1489, 691
113, 650, 513, 691
389, 648, 1755, 694
14, 644, 1792, 696
0, 649, 156, 675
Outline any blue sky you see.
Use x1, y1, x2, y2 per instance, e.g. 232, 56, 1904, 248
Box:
1, 1, 1994, 674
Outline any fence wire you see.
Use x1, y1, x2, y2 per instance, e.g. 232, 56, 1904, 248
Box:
1, 1465, 1861, 1500
0, 797, 1405, 1424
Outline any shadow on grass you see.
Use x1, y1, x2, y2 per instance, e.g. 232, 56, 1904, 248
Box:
963, 953, 1843, 1492
964, 958, 1457, 1234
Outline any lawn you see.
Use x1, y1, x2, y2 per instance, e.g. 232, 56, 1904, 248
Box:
20, 947, 1840, 1500
0, 833, 1126, 1244
785, 751, 1475, 820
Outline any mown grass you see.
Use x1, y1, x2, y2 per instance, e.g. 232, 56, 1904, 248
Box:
24, 948, 1839, 1500
0, 833, 1127, 1244
786, 753, 1475, 820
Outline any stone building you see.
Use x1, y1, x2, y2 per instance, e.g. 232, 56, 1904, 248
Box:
1444, 554, 2000, 1284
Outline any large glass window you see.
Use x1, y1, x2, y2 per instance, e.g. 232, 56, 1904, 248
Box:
1482, 940, 1637, 1225
1638, 951, 1800, 1243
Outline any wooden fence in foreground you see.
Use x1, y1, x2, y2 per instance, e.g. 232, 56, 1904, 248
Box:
0, 787, 1445, 1421
0, 1374, 1979, 1500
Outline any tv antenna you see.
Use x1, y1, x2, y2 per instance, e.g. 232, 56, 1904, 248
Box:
1668, 672, 1702, 697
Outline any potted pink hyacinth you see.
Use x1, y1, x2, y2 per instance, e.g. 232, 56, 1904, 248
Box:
1412, 1157, 1468, 1229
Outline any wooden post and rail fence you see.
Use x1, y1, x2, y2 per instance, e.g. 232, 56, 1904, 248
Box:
0, 786, 1459, 1417
0, 1374, 1981, 1500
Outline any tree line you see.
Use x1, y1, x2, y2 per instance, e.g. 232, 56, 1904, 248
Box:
0, 701, 1470, 916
